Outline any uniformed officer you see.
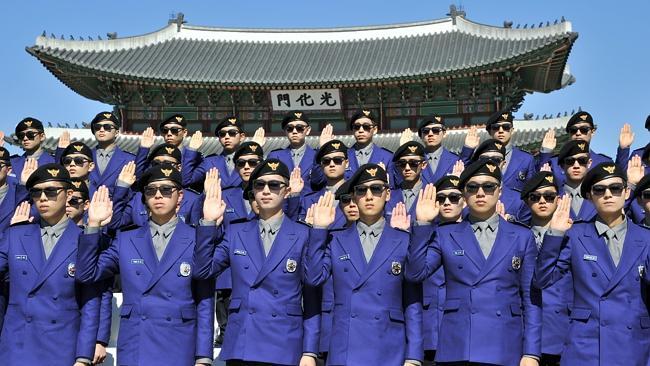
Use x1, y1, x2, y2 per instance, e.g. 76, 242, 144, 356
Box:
386, 141, 427, 219
195, 158, 320, 366
536, 162, 650, 365
268, 111, 317, 195
0, 163, 101, 366
308, 163, 423, 366
77, 165, 215, 365
520, 171, 572, 366
407, 159, 542, 365
60, 142, 95, 183
132, 114, 190, 175
555, 140, 598, 221
614, 119, 650, 174
10, 117, 55, 183
415, 115, 460, 186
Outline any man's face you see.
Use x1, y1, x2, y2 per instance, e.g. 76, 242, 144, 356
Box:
395, 155, 425, 183
144, 180, 182, 217
525, 187, 558, 220
561, 153, 591, 182
352, 117, 377, 145
66, 191, 89, 222
160, 123, 187, 146
62, 153, 94, 178
284, 121, 310, 146
93, 121, 119, 143
218, 127, 244, 151
320, 152, 347, 181
152, 156, 181, 171
463, 175, 501, 216
352, 179, 390, 218
587, 177, 629, 216
339, 195, 359, 222
488, 122, 513, 144
252, 174, 288, 212
568, 122, 594, 143
30, 181, 70, 221
436, 188, 464, 222
18, 128, 44, 151
420, 123, 446, 148
0, 163, 11, 182
236, 153, 261, 182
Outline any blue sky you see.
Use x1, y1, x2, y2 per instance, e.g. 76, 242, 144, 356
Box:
1, 0, 648, 156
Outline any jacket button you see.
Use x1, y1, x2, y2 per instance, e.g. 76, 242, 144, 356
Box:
143, 293, 149, 297
344, 268, 348, 272
496, 311, 501, 316
244, 265, 249, 269
26, 317, 32, 322
272, 313, 277, 317
627, 325, 633, 330
471, 309, 477, 314
136, 271, 141, 275
52, 296, 58, 301
51, 320, 57, 324
22, 270, 27, 275
374, 315, 380, 320
351, 313, 357, 318
555, 309, 560, 314
28, 294, 34, 298
166, 317, 171, 321
592, 273, 597, 277
376, 291, 382, 296
166, 292, 172, 298
249, 309, 254, 314
458, 265, 463, 269
273, 290, 279, 295
141, 315, 147, 320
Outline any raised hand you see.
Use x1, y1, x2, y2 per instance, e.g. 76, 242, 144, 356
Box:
252, 127, 266, 147
140, 127, 155, 149
541, 129, 557, 151
204, 168, 221, 193
496, 200, 511, 221
312, 191, 336, 228
627, 154, 645, 185
203, 171, 226, 224
390, 202, 411, 231
58, 131, 71, 149
415, 183, 440, 222
88, 185, 114, 227
118, 161, 137, 187
319, 124, 334, 147
11, 201, 33, 225
464, 126, 480, 149
20, 158, 38, 185
305, 205, 314, 226
549, 194, 573, 232
189, 130, 203, 150
289, 167, 304, 195
619, 123, 635, 149
540, 163, 552, 172
399, 128, 414, 146
299, 355, 317, 366
451, 160, 465, 177
93, 343, 107, 365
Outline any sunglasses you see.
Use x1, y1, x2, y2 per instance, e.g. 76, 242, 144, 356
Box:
352, 123, 375, 132
151, 160, 180, 169
527, 192, 558, 202
395, 159, 423, 169
421, 127, 445, 135
62, 156, 90, 166
339, 194, 353, 205
236, 158, 260, 169
143, 185, 178, 198
568, 126, 592, 135
562, 156, 589, 167
161, 127, 184, 135
489, 123, 512, 132
320, 157, 346, 166
436, 192, 462, 204
353, 184, 387, 197
481, 156, 504, 164
641, 191, 650, 200
29, 187, 65, 200
17, 131, 40, 140
464, 182, 499, 194
591, 183, 625, 196
94, 123, 116, 132
67, 196, 86, 207
252, 179, 287, 192
285, 124, 307, 133
218, 129, 240, 138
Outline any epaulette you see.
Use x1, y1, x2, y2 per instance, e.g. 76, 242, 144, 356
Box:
507, 219, 530, 229
596, 152, 612, 160
269, 147, 286, 153
437, 220, 458, 227
184, 186, 201, 195
230, 216, 255, 225
379, 146, 394, 154
9, 219, 34, 227
118, 224, 141, 233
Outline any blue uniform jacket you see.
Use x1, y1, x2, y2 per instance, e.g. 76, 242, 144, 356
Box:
182, 150, 242, 190
89, 147, 136, 197
268, 145, 317, 195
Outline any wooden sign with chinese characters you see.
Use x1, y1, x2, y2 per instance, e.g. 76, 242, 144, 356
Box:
270, 89, 341, 111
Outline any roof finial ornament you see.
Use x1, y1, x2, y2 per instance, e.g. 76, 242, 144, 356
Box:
503, 21, 513, 28
41, 30, 46, 37
169, 12, 186, 32
447, 4, 466, 25
107, 32, 117, 40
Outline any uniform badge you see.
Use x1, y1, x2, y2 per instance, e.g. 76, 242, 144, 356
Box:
339, 254, 350, 261
286, 258, 297, 273
583, 254, 598, 262
452, 250, 465, 256
391, 261, 402, 275
511, 256, 521, 270
639, 265, 646, 278
518, 171, 526, 180
67, 262, 76, 277
179, 262, 191, 277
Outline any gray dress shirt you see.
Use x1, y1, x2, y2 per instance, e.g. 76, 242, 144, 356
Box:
357, 218, 385, 263
224, 152, 235, 174
503, 143, 513, 172
96, 146, 116, 174
595, 217, 627, 267
563, 184, 584, 216
426, 147, 444, 175
40, 216, 70, 260
149, 216, 179, 260
0, 183, 9, 204
290, 144, 307, 168
469, 214, 500, 258
530, 225, 549, 249
354, 143, 374, 166
259, 214, 285, 256
401, 180, 422, 212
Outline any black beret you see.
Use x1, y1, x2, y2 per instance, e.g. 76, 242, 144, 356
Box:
243, 158, 290, 199
565, 111, 594, 132
234, 141, 264, 161
15, 117, 44, 134
520, 171, 558, 200
138, 164, 182, 192
458, 159, 502, 189
435, 175, 461, 192
215, 116, 242, 135
282, 111, 309, 128
69, 178, 89, 199
335, 180, 353, 201
349, 109, 376, 129
61, 142, 93, 161
485, 110, 514, 130
580, 162, 626, 197
417, 115, 445, 136
26, 163, 71, 190
148, 143, 182, 163
393, 141, 425, 161
90, 111, 121, 130
159, 114, 187, 131
646, 115, 650, 131
0, 147, 11, 164
472, 139, 506, 161
633, 174, 650, 199
557, 140, 590, 164
346, 163, 388, 193
316, 140, 348, 163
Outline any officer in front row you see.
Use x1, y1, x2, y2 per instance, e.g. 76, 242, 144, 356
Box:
0, 164, 101, 366
77, 165, 215, 365
536, 162, 650, 366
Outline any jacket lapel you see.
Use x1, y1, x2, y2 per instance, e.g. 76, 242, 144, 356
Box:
474, 218, 518, 284
449, 221, 486, 271
20, 225, 44, 273
347, 148, 360, 172
98, 147, 126, 184
145, 222, 192, 292
239, 220, 264, 273
31, 222, 80, 292
253, 219, 299, 286
354, 226, 401, 289
336, 226, 365, 277
299, 147, 315, 173
577, 227, 615, 281
131, 226, 158, 275
604, 222, 646, 293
